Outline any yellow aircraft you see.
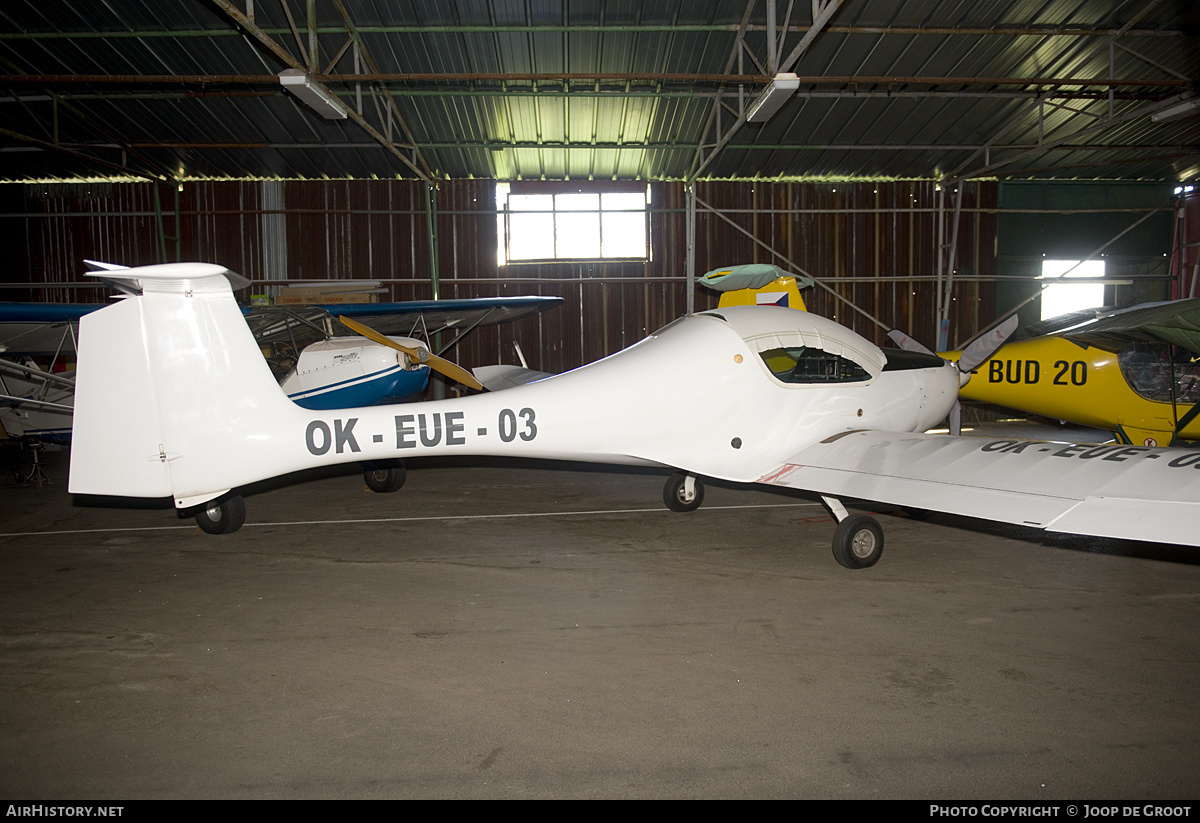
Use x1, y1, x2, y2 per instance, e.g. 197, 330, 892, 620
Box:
700, 263, 812, 310
938, 300, 1200, 447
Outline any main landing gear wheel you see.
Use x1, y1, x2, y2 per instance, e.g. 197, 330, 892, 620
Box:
363, 459, 406, 494
663, 472, 704, 512
195, 495, 247, 535
831, 513, 884, 569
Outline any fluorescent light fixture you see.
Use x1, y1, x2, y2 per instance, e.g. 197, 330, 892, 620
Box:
1151, 96, 1200, 123
746, 73, 800, 123
279, 69, 347, 120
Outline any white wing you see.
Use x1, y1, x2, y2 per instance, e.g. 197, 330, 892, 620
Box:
759, 430, 1200, 546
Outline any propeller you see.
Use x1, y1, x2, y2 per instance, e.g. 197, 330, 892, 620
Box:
887, 315, 1018, 435
956, 315, 1020, 374
338, 315, 486, 393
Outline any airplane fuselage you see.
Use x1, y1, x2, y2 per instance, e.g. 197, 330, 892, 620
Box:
946, 336, 1200, 446
67, 275, 960, 509
280, 336, 431, 409
291, 311, 960, 482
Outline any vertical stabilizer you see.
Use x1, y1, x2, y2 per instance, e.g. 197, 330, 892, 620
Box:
68, 263, 295, 506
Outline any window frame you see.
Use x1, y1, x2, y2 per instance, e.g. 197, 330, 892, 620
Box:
496, 184, 650, 265
1040, 259, 1106, 322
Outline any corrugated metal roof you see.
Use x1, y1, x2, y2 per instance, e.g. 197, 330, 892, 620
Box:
0, 0, 1195, 183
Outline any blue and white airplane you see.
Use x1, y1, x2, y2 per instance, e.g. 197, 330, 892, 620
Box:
65, 262, 1200, 567
1, 266, 562, 477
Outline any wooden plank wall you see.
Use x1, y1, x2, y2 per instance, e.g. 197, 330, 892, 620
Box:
4, 179, 998, 373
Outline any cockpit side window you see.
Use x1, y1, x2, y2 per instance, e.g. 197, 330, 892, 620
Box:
759, 346, 871, 384
1118, 342, 1200, 403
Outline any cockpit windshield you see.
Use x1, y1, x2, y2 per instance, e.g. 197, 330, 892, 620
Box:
759, 346, 871, 384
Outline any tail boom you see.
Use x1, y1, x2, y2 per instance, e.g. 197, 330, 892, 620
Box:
66, 263, 691, 507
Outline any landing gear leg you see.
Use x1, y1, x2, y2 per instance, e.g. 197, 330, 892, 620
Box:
821, 495, 883, 569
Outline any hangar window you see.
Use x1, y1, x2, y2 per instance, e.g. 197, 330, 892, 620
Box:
759, 346, 871, 384
497, 183, 649, 264
1041, 260, 1105, 321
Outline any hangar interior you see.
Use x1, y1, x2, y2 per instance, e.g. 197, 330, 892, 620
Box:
0, 1, 1197, 370
1, 0, 1199, 801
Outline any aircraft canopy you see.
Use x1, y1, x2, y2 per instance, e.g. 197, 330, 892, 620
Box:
699, 307, 885, 378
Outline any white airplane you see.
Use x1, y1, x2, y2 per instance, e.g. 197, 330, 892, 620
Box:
67, 263, 1200, 568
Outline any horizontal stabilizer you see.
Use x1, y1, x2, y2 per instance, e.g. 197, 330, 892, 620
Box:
84, 260, 252, 294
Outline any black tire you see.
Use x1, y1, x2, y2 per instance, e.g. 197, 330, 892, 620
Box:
363, 459, 406, 494
831, 514, 884, 569
663, 471, 704, 513
195, 495, 247, 535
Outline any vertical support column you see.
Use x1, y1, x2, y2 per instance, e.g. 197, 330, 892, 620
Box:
685, 182, 697, 315
425, 181, 444, 399
1186, 192, 1199, 299
935, 185, 945, 348
153, 184, 168, 264
173, 183, 182, 262
425, 182, 440, 300
939, 183, 965, 351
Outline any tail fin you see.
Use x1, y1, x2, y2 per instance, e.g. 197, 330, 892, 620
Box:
700, 264, 812, 311
68, 263, 295, 507
715, 276, 807, 311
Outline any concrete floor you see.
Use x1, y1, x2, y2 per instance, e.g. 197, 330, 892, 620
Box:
0, 434, 1198, 800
